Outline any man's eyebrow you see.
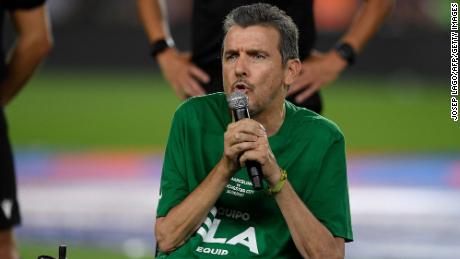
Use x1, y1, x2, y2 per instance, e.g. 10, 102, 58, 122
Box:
246, 49, 270, 56
223, 49, 238, 55
223, 48, 270, 57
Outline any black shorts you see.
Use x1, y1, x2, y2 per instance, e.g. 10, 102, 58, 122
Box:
0, 108, 21, 230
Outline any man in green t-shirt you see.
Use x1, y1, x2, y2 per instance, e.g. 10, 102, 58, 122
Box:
155, 3, 353, 258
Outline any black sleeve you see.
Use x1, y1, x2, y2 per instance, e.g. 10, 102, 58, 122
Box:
2, 0, 46, 11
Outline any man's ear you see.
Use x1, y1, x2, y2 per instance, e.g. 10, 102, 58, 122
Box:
283, 59, 301, 86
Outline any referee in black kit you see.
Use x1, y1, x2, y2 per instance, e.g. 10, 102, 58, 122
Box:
1, 0, 52, 258
137, 0, 394, 114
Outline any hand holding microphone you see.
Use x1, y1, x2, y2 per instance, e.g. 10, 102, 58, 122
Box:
225, 92, 266, 190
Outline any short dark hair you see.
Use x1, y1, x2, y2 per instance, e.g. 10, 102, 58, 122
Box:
223, 3, 299, 65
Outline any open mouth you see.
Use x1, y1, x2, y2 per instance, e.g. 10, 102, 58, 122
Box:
233, 82, 251, 93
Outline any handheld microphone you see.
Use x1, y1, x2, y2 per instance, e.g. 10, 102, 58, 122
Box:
227, 92, 264, 190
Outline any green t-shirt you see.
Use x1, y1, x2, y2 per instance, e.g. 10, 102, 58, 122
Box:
157, 93, 353, 258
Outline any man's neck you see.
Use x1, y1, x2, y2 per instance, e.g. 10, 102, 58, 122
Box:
252, 101, 285, 137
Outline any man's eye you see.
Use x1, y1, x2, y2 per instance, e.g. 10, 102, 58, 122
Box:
226, 54, 237, 61
254, 54, 265, 60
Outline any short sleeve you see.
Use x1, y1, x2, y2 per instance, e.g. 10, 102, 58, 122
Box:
156, 107, 190, 218
2, 0, 46, 10
307, 135, 353, 242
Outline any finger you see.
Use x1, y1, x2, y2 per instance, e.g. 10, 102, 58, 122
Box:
239, 149, 263, 167
185, 76, 206, 96
180, 52, 192, 60
189, 65, 210, 83
228, 142, 258, 158
288, 76, 312, 96
228, 132, 258, 145
227, 122, 238, 131
177, 91, 187, 100
295, 83, 320, 103
287, 80, 304, 95
171, 82, 187, 100
179, 75, 201, 97
233, 119, 266, 136
175, 77, 194, 99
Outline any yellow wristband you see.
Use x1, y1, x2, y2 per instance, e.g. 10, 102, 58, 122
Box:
267, 169, 287, 195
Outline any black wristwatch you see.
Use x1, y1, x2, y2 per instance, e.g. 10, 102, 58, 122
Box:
150, 38, 175, 58
334, 42, 356, 66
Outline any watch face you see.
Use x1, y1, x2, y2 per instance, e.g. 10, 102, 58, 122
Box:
151, 39, 174, 57
336, 43, 356, 65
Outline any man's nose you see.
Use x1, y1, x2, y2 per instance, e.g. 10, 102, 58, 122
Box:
235, 55, 248, 78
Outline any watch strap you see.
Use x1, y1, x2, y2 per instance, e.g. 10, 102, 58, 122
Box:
335, 42, 356, 66
150, 38, 174, 58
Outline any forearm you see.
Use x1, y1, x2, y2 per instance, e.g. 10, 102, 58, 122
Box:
136, 0, 172, 42
1, 36, 51, 106
340, 0, 394, 52
275, 181, 342, 259
155, 159, 231, 252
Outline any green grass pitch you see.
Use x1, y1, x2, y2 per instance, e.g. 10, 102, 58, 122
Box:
19, 242, 152, 259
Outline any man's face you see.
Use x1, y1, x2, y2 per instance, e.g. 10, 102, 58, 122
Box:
222, 25, 290, 116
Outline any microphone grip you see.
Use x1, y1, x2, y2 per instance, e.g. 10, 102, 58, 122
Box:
246, 161, 264, 190
233, 108, 250, 120
232, 108, 264, 190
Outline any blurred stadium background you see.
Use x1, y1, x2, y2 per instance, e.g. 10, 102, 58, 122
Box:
2, 0, 458, 258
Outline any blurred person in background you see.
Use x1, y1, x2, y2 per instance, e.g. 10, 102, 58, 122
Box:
0, 0, 52, 258
137, 0, 394, 114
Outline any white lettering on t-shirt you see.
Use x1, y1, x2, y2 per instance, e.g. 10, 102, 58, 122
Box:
197, 216, 260, 255
217, 207, 251, 221
225, 177, 256, 197
203, 218, 226, 243
195, 246, 229, 255
226, 227, 259, 254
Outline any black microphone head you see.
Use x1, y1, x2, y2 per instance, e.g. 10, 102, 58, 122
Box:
227, 92, 248, 110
